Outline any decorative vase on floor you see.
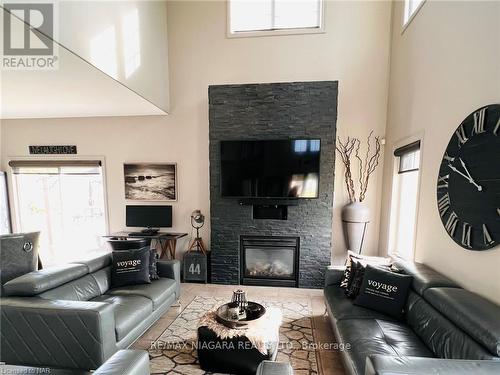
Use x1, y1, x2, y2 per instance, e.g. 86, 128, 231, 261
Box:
342, 202, 370, 254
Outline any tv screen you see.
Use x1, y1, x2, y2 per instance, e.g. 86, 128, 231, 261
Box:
126, 205, 172, 228
220, 139, 320, 198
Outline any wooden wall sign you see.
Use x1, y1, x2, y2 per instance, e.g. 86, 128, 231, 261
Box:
29, 145, 77, 155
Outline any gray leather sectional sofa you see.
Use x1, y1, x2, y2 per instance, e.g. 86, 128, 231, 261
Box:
324, 260, 500, 375
0, 253, 180, 371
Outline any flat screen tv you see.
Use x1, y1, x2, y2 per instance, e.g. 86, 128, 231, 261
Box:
220, 139, 321, 198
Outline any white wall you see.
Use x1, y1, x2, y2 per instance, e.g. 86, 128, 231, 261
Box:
58, 0, 170, 112
1, 0, 392, 261
380, 1, 500, 303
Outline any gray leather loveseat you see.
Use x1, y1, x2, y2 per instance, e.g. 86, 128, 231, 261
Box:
0, 253, 180, 371
324, 260, 500, 375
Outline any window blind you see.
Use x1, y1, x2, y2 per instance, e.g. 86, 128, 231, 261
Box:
9, 160, 102, 175
394, 141, 420, 174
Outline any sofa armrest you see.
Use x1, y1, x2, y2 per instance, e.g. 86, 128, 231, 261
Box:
94, 350, 150, 375
325, 265, 346, 287
365, 355, 500, 375
157, 259, 180, 298
0, 297, 116, 370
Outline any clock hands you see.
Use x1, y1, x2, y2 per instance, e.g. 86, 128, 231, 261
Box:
447, 159, 483, 191
459, 158, 483, 191
447, 164, 471, 182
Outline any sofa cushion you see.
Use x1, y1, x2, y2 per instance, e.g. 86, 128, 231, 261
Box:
324, 285, 396, 322
0, 232, 40, 288
91, 267, 112, 295
336, 318, 433, 375
365, 355, 500, 375
340, 251, 391, 289
92, 295, 153, 341
38, 274, 101, 301
3, 264, 89, 296
405, 291, 496, 359
424, 288, 500, 357
149, 249, 159, 281
74, 253, 112, 273
393, 260, 459, 296
344, 259, 366, 299
107, 277, 177, 310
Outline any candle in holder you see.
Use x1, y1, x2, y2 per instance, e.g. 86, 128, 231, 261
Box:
231, 289, 248, 313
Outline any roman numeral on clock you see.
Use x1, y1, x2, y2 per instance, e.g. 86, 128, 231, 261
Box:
461, 222, 472, 248
472, 108, 486, 135
438, 193, 451, 217
483, 224, 494, 246
455, 124, 468, 146
443, 152, 455, 162
445, 211, 459, 237
494, 117, 500, 136
437, 174, 449, 189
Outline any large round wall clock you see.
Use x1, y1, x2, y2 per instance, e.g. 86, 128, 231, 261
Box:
437, 104, 500, 251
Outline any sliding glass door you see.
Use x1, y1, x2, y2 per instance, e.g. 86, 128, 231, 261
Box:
10, 160, 108, 266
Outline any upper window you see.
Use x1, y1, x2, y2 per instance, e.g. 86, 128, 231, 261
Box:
229, 0, 323, 37
10, 160, 108, 266
403, 0, 425, 27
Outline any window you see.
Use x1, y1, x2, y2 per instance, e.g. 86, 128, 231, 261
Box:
403, 0, 425, 27
388, 141, 421, 261
229, 0, 323, 36
10, 160, 107, 266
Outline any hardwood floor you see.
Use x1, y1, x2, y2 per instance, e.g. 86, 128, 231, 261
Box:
132, 283, 346, 375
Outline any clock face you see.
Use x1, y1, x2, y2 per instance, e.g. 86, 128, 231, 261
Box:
437, 104, 500, 250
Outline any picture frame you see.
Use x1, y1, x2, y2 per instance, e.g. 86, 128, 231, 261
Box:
124, 163, 177, 201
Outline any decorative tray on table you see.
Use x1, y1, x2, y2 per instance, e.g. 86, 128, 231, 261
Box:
215, 302, 266, 329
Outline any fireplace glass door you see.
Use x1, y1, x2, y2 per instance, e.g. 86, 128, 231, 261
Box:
241, 236, 299, 287
245, 247, 295, 279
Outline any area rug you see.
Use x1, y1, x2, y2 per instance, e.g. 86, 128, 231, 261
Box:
148, 296, 319, 375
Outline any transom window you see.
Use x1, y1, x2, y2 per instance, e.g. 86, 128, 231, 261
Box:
229, 0, 323, 36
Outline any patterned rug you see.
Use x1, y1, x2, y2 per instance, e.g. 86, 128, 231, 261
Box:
148, 296, 319, 375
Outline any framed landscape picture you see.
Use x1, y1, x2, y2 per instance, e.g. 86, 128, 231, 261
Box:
124, 163, 177, 201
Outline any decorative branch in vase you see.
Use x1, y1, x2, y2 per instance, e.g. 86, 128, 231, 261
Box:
336, 131, 381, 253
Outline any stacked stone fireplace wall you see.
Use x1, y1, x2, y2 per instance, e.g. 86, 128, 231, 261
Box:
209, 81, 338, 288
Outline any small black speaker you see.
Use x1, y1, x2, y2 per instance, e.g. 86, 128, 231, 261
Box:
253, 205, 288, 220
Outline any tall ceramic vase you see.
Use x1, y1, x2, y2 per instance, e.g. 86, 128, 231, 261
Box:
342, 202, 370, 254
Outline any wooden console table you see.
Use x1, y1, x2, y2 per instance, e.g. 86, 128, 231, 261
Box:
105, 232, 188, 260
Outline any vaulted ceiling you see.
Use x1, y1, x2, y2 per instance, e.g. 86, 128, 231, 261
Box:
1, 1, 169, 119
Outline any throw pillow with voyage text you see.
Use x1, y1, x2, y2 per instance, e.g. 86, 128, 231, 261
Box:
111, 246, 151, 288
354, 265, 413, 318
